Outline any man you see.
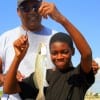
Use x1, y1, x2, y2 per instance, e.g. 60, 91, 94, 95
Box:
0, 0, 57, 99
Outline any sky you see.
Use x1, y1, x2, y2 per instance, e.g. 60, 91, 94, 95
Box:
0, 0, 100, 93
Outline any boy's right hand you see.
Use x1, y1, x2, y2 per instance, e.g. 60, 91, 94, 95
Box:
13, 35, 29, 60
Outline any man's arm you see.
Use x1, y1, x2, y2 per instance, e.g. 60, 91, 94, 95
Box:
0, 57, 5, 86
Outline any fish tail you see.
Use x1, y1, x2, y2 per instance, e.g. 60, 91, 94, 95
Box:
36, 90, 45, 100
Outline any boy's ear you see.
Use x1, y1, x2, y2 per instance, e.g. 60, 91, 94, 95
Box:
72, 48, 75, 56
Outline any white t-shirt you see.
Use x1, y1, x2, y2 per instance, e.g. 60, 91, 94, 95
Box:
0, 26, 56, 100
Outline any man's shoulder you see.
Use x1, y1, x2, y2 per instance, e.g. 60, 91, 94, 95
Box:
1, 26, 20, 35
42, 26, 58, 36
0, 26, 21, 41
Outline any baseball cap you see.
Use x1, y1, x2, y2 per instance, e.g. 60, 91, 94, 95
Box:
17, 0, 42, 7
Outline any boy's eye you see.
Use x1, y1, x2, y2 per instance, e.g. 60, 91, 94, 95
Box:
61, 50, 70, 54
51, 51, 57, 56
51, 49, 70, 56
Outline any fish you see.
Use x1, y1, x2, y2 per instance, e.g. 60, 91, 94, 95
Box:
33, 43, 49, 100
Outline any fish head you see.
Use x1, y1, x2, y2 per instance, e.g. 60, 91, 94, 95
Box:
38, 43, 47, 56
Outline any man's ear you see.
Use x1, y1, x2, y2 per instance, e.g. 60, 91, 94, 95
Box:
72, 48, 75, 56
17, 8, 21, 17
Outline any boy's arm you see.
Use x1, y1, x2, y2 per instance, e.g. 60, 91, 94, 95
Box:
59, 17, 92, 73
39, 2, 92, 73
4, 56, 22, 94
3, 35, 29, 94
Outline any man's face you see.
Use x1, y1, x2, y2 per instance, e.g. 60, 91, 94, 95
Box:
17, 0, 42, 31
50, 41, 73, 70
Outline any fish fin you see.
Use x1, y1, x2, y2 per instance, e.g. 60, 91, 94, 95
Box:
44, 80, 49, 87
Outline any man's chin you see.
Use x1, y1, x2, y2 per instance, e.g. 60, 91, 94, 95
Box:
28, 25, 38, 31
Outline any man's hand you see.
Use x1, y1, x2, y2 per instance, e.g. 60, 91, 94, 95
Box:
0, 74, 5, 86
92, 60, 100, 75
16, 71, 25, 82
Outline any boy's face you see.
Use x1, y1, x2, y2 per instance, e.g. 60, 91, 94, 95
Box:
50, 41, 73, 70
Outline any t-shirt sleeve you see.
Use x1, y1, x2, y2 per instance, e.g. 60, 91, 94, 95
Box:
78, 65, 95, 89
19, 73, 38, 99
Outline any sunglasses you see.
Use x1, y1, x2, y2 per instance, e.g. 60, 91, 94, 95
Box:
19, 3, 41, 13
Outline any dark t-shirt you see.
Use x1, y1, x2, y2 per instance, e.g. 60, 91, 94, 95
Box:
19, 65, 95, 100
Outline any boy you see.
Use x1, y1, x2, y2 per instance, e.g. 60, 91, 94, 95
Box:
3, 2, 95, 99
